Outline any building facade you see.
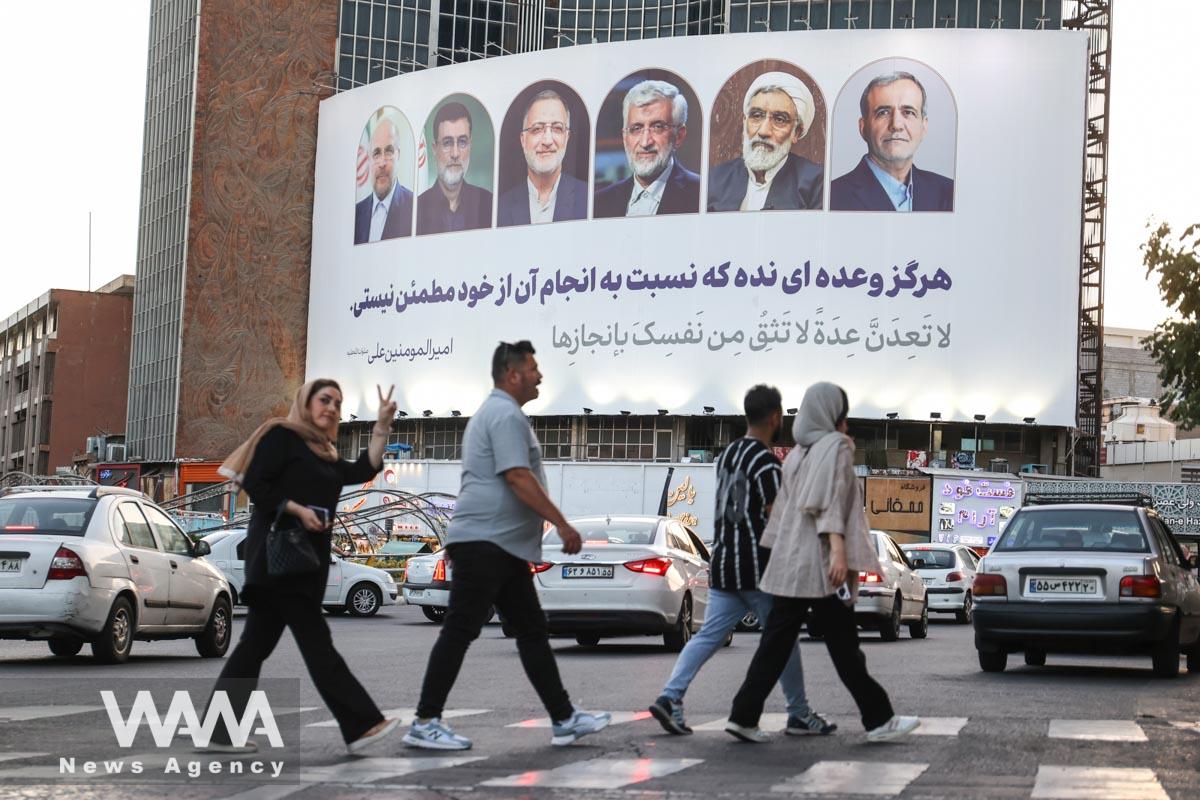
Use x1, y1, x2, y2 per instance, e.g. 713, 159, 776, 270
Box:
0, 277, 135, 477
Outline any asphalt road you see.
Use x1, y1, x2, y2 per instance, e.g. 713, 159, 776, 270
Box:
1, 604, 1198, 800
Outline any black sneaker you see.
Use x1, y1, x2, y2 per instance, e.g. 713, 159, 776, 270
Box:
648, 695, 693, 735
786, 710, 837, 736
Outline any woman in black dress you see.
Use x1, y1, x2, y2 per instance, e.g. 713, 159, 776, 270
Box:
205, 379, 399, 755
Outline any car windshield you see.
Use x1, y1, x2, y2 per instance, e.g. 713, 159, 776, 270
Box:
543, 519, 659, 546
994, 509, 1149, 552
0, 497, 97, 536
904, 548, 957, 569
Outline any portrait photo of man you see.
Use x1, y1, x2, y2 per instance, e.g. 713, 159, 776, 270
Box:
497, 86, 589, 227
354, 109, 414, 244
416, 99, 494, 235
593, 78, 701, 218
708, 69, 824, 212
831, 69, 955, 212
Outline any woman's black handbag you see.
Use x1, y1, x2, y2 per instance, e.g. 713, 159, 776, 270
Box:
265, 513, 322, 577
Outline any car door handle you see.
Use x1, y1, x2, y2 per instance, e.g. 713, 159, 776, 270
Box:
170, 560, 179, 569
129, 555, 139, 564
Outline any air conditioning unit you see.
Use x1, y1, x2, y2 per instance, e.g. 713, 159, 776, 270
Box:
86, 436, 104, 457
105, 443, 126, 463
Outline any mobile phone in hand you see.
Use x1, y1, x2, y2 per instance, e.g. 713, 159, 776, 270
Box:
836, 582, 852, 602
305, 505, 330, 527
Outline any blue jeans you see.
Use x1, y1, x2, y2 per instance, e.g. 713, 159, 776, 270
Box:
661, 588, 809, 717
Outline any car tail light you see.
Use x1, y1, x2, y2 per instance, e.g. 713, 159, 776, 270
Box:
48, 546, 87, 581
529, 562, 553, 574
625, 557, 671, 576
432, 560, 446, 582
972, 573, 1007, 597
858, 571, 883, 583
1119, 575, 1161, 598
945, 571, 965, 583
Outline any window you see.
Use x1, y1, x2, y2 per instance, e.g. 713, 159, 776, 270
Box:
423, 418, 467, 459
532, 416, 574, 459
543, 518, 658, 546
0, 498, 95, 536
995, 509, 1148, 552
235, 536, 247, 561
143, 505, 193, 555
116, 503, 159, 549
587, 415, 672, 461
903, 548, 956, 568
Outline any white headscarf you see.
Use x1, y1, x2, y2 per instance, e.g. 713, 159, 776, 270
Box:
743, 71, 816, 139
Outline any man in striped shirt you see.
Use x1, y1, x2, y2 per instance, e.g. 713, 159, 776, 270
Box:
649, 385, 834, 737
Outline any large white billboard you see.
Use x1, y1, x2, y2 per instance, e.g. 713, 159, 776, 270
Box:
309, 30, 1086, 426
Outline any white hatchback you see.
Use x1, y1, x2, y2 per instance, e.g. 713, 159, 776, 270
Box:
201, 529, 398, 616
0, 486, 232, 663
901, 543, 980, 623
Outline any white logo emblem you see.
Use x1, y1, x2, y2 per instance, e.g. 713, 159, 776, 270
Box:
101, 690, 283, 748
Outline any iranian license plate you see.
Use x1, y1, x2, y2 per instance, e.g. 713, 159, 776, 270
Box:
0, 558, 21, 573
408, 589, 425, 598
563, 565, 614, 579
921, 577, 935, 586
1026, 576, 1097, 595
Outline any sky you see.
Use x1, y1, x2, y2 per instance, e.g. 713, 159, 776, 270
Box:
0, 1, 1187, 332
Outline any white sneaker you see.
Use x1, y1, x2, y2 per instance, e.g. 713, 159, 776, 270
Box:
724, 720, 770, 743
550, 709, 612, 746
866, 715, 920, 742
347, 718, 400, 756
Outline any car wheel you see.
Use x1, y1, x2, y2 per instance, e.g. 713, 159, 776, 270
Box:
421, 605, 446, 624
92, 597, 135, 664
347, 583, 382, 617
879, 595, 902, 642
323, 605, 347, 615
908, 601, 929, 639
195, 596, 232, 658
978, 648, 1007, 673
736, 611, 760, 632
1024, 649, 1047, 667
955, 593, 973, 625
663, 595, 693, 652
576, 633, 600, 647
48, 637, 83, 657
1151, 617, 1181, 678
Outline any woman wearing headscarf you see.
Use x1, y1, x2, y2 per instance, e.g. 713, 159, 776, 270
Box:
203, 379, 399, 755
725, 382, 919, 743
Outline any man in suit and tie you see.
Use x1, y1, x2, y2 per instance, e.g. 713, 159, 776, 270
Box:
498, 90, 587, 227
354, 118, 414, 244
830, 72, 954, 212
416, 103, 493, 235
707, 72, 823, 212
593, 79, 700, 218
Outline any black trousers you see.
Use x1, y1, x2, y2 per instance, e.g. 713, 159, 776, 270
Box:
207, 590, 383, 744
415, 541, 573, 721
730, 594, 894, 731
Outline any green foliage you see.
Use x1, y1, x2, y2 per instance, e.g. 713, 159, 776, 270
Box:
1142, 222, 1200, 428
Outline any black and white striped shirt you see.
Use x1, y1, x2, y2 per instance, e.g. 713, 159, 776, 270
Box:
709, 437, 781, 591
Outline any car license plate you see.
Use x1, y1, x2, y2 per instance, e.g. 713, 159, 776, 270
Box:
408, 589, 425, 598
0, 558, 21, 573
563, 565, 614, 579
921, 577, 934, 586
1026, 576, 1097, 595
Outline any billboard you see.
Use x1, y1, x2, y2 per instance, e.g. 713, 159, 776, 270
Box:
310, 30, 1086, 425
933, 475, 1023, 549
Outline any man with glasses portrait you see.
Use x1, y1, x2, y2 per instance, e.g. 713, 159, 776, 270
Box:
498, 89, 588, 227
355, 117, 414, 243
594, 79, 700, 218
707, 73, 823, 213
416, 102, 493, 235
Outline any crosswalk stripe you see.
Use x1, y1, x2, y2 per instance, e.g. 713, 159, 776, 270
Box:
482, 757, 703, 789
1167, 720, 1200, 733
215, 785, 307, 800
1031, 765, 1168, 800
771, 761, 929, 796
911, 717, 968, 736
1048, 720, 1147, 742
0, 753, 47, 763
285, 756, 485, 784
0, 706, 102, 722
506, 710, 650, 728
692, 713, 789, 732
307, 708, 487, 728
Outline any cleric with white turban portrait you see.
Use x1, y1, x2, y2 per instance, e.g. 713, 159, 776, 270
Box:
707, 71, 823, 212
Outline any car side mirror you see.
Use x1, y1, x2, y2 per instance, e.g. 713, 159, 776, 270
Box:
193, 540, 211, 557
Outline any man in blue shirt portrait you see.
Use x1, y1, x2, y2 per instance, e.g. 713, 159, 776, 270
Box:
830, 71, 954, 212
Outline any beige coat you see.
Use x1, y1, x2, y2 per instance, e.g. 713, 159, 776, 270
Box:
760, 435, 881, 599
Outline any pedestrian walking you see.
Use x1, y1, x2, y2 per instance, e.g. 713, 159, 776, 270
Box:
403, 340, 611, 750
649, 385, 834, 737
725, 382, 920, 743
204, 379, 400, 755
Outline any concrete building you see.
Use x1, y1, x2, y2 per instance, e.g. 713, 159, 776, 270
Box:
0, 276, 135, 476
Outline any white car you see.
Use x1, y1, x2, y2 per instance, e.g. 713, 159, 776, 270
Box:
202, 529, 398, 616
0, 486, 233, 663
901, 543, 980, 623
402, 550, 499, 625
854, 530, 929, 640
535, 515, 712, 651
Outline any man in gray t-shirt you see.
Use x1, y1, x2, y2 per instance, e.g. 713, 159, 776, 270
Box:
405, 340, 611, 752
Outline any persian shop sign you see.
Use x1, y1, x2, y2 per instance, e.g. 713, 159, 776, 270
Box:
933, 477, 1022, 548
865, 477, 930, 532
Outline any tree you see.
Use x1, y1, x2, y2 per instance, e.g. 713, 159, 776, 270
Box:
1142, 222, 1200, 428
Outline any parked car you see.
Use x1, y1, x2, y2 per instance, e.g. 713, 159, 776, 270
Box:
972, 502, 1200, 676
901, 543, 980, 623
0, 486, 232, 663
856, 530, 928, 640
402, 549, 497, 625
202, 529, 398, 616
534, 515, 714, 651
